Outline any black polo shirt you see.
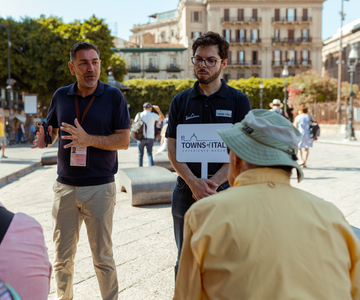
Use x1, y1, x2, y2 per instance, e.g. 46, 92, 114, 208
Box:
166, 79, 251, 178
47, 80, 130, 186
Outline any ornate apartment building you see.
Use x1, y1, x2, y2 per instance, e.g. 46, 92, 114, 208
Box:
322, 18, 360, 86
114, 0, 325, 80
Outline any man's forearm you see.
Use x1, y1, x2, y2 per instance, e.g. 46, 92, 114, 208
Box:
210, 163, 229, 186
88, 130, 130, 151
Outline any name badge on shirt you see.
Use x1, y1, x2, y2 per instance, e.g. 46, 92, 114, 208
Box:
70, 146, 87, 167
216, 110, 232, 118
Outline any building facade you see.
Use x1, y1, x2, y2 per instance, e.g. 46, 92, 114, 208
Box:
322, 18, 360, 87
116, 0, 325, 80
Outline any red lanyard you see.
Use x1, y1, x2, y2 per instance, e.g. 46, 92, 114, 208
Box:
74, 95, 96, 125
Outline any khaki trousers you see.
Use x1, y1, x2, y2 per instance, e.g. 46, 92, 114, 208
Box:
52, 181, 118, 300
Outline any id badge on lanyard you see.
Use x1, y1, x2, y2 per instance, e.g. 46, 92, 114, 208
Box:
70, 146, 87, 167
70, 95, 95, 167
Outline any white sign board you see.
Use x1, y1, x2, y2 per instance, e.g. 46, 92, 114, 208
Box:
24, 94, 38, 114
176, 123, 233, 178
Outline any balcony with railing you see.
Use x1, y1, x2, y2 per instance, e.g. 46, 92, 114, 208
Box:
272, 60, 312, 67
166, 64, 181, 72
129, 66, 142, 73
229, 38, 262, 45
221, 16, 261, 24
272, 37, 312, 45
272, 16, 312, 24
228, 60, 262, 68
146, 65, 159, 72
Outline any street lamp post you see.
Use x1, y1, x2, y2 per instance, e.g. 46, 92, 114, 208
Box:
259, 81, 264, 109
282, 63, 289, 115
345, 44, 358, 141
0, 22, 14, 143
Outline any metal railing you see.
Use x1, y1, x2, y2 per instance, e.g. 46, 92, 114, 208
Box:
271, 37, 312, 43
272, 16, 312, 22
228, 60, 262, 66
272, 60, 312, 66
229, 38, 262, 44
221, 17, 261, 23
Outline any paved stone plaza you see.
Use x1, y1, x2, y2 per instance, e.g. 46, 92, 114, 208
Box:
0, 138, 360, 299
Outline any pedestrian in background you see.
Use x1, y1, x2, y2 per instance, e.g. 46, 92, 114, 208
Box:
174, 110, 360, 300
30, 122, 36, 143
137, 102, 164, 167
0, 116, 7, 158
31, 41, 130, 300
294, 104, 313, 168
269, 99, 285, 116
166, 31, 251, 279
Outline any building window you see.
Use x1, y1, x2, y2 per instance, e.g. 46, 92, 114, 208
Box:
237, 73, 245, 79
236, 29, 246, 42
287, 8, 296, 21
252, 73, 259, 78
161, 31, 166, 43
302, 8, 308, 21
302, 29, 309, 42
191, 32, 202, 39
288, 29, 295, 42
301, 50, 310, 65
238, 9, 244, 21
251, 29, 259, 43
191, 11, 202, 22
171, 30, 174, 37
131, 58, 138, 68
170, 57, 177, 68
252, 9, 258, 21
149, 58, 156, 68
274, 73, 280, 78
274, 29, 280, 41
238, 51, 245, 64
223, 74, 230, 82
252, 51, 258, 64
223, 29, 231, 42
274, 50, 281, 65
274, 9, 280, 21
224, 9, 230, 22
287, 50, 296, 65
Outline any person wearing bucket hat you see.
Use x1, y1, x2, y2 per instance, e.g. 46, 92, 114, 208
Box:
174, 109, 360, 300
269, 98, 286, 117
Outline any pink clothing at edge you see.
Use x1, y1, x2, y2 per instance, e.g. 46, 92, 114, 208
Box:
0, 203, 52, 300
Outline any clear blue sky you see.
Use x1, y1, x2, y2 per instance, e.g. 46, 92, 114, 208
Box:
1, 0, 359, 41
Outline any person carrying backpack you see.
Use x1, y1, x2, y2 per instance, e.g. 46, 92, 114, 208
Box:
137, 102, 164, 167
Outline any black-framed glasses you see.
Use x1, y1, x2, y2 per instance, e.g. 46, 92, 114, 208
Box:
191, 56, 222, 67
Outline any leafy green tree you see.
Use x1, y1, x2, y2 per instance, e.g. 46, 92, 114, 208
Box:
0, 15, 127, 108
109, 54, 127, 82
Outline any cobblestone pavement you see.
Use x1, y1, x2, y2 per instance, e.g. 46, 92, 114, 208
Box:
0, 141, 360, 299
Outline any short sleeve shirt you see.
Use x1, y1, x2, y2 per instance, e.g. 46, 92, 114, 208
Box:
166, 79, 251, 178
46, 80, 130, 186
140, 110, 159, 139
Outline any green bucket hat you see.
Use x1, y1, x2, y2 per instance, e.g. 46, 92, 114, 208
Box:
217, 109, 304, 182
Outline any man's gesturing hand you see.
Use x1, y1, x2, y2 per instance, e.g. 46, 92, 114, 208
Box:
31, 124, 53, 149
189, 178, 219, 201
60, 118, 91, 149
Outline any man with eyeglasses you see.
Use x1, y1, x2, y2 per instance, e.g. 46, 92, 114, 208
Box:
166, 31, 251, 279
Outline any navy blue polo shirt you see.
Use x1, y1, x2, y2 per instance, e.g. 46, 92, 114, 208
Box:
47, 80, 130, 186
166, 79, 251, 178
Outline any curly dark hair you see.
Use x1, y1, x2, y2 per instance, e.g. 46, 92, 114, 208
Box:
192, 31, 229, 60
70, 41, 100, 62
